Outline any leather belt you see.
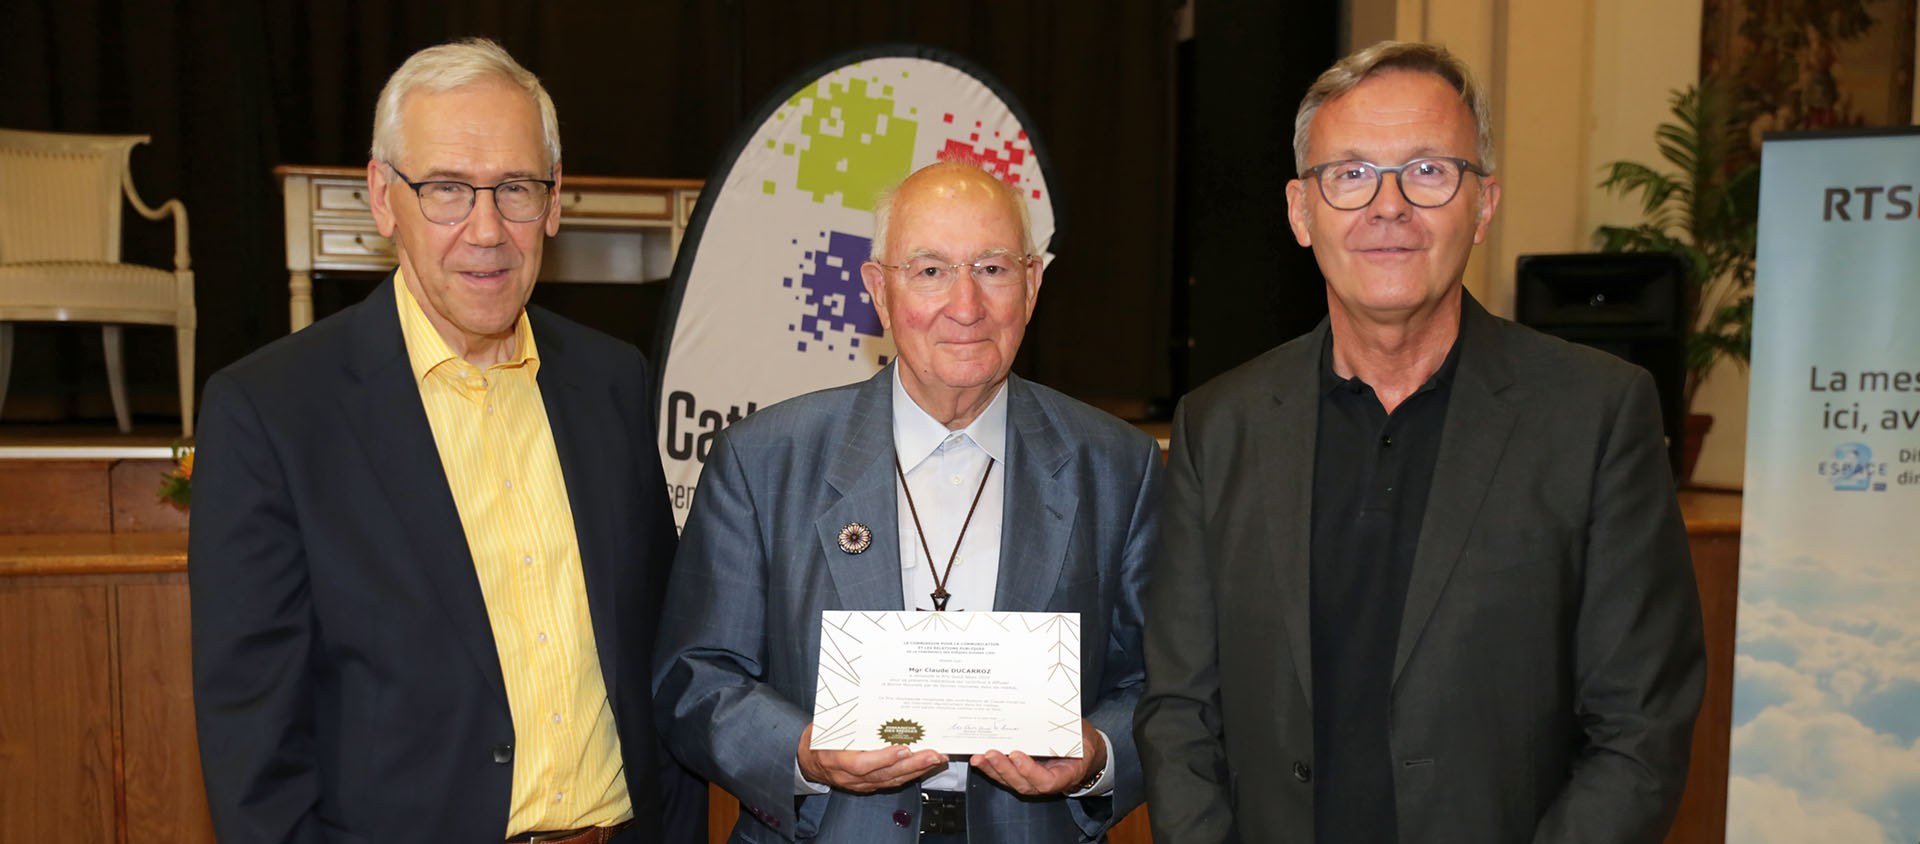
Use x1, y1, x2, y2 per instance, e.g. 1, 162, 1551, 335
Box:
920, 791, 966, 834
509, 819, 631, 844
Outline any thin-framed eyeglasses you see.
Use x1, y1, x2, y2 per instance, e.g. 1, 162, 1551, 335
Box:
1301, 156, 1489, 211
386, 163, 556, 225
874, 253, 1036, 293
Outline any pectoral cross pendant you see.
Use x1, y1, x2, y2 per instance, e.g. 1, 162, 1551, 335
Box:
896, 453, 995, 616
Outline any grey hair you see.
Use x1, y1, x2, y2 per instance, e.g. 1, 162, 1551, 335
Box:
1292, 40, 1495, 176
869, 161, 1036, 261
369, 38, 561, 172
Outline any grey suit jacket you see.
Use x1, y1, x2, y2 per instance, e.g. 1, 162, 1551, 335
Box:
1135, 295, 1706, 843
654, 366, 1163, 843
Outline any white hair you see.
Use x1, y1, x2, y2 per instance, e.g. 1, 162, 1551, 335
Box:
369, 37, 560, 172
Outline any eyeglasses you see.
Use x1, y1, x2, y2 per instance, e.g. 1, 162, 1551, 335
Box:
874, 253, 1036, 293
386, 164, 556, 225
1301, 157, 1489, 210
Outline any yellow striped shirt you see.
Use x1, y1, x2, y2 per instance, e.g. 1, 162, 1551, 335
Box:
395, 275, 630, 837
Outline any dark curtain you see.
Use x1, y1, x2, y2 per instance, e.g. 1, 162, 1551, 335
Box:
2, 0, 1185, 428
1183, 0, 1336, 391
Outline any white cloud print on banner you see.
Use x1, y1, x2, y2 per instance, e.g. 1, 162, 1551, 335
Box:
1727, 534, 1920, 843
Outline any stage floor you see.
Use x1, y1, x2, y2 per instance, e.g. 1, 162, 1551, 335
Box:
0, 423, 183, 459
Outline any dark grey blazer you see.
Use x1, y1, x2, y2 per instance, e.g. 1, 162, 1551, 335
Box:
189, 276, 702, 843
654, 366, 1163, 843
1135, 294, 1706, 843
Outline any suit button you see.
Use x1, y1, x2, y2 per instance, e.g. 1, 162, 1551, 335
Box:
492, 744, 513, 764
1292, 761, 1311, 782
893, 810, 912, 828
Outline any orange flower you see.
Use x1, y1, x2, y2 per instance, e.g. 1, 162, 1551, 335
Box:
178, 449, 194, 480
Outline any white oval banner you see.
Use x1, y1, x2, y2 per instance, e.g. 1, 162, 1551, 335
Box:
655, 47, 1056, 528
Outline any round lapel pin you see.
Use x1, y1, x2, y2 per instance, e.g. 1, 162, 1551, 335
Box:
837, 522, 873, 554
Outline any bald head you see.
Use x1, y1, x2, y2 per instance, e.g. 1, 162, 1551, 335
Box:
871, 161, 1035, 262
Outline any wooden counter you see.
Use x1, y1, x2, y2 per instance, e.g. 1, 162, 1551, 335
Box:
0, 532, 204, 844
2, 493, 1742, 843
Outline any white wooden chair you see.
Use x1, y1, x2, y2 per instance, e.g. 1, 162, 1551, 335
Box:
0, 128, 196, 436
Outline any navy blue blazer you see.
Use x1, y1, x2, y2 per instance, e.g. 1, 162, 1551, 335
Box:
190, 276, 702, 843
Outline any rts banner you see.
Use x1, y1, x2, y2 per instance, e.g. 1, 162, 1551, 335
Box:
1729, 129, 1920, 843
653, 46, 1055, 529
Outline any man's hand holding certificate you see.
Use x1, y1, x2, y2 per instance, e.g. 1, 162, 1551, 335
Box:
801, 610, 1105, 796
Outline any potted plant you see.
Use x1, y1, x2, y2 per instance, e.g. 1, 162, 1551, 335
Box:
1595, 78, 1759, 482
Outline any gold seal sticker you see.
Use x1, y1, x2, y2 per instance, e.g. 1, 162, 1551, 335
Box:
877, 718, 924, 745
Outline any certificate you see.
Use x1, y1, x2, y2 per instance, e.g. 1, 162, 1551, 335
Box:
811, 611, 1084, 757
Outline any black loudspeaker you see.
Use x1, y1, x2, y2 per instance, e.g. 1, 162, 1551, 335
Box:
1514, 252, 1688, 477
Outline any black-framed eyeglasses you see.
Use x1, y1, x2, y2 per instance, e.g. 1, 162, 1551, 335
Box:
1301, 156, 1489, 210
386, 163, 556, 225
873, 253, 1036, 293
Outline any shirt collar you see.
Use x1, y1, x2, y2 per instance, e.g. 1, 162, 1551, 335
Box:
394, 268, 539, 384
891, 365, 1009, 469
1317, 308, 1466, 399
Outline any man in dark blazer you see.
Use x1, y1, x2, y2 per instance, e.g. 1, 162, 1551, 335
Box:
190, 39, 698, 843
654, 162, 1162, 842
1134, 42, 1707, 843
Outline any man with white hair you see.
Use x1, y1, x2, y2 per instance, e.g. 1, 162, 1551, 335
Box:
654, 161, 1162, 842
191, 38, 699, 843
1136, 41, 1706, 843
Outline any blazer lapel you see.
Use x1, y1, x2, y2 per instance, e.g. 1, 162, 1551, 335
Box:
1392, 297, 1519, 684
529, 313, 627, 708
1258, 327, 1326, 702
994, 376, 1078, 612
815, 369, 907, 612
340, 276, 510, 706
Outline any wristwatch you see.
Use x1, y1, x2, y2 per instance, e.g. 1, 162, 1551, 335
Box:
1074, 764, 1105, 794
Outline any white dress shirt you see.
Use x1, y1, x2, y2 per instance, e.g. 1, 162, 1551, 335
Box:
891, 369, 1007, 615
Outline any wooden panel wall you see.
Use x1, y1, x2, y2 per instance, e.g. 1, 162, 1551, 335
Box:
2, 497, 1737, 844
1665, 529, 1739, 844
118, 581, 215, 843
0, 574, 213, 844
0, 583, 117, 841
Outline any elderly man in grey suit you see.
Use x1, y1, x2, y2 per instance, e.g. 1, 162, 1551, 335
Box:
655, 161, 1162, 842
1135, 41, 1707, 843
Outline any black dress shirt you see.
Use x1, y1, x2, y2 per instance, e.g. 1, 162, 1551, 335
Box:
1308, 328, 1462, 844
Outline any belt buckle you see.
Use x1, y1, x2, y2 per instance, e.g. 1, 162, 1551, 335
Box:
920, 791, 966, 834
527, 830, 581, 844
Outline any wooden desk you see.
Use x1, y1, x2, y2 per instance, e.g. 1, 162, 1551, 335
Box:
274, 165, 701, 331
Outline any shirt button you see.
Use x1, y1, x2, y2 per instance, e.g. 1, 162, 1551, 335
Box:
485, 405, 494, 416
552, 713, 562, 724
554, 791, 564, 802
503, 479, 514, 491
1381, 435, 1393, 447
537, 632, 548, 644
522, 554, 534, 566
950, 474, 963, 485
